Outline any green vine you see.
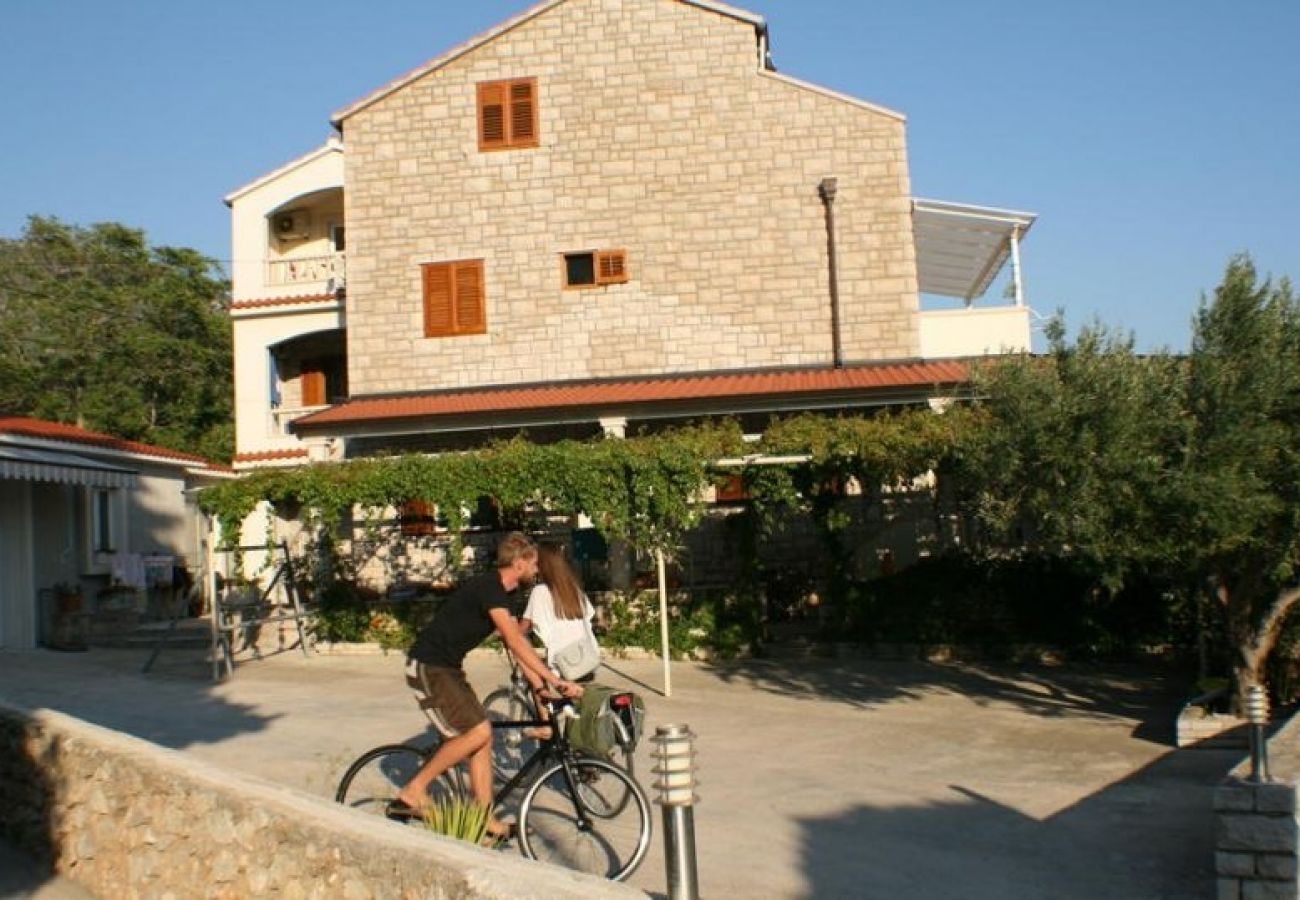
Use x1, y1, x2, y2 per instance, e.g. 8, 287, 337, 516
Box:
200, 410, 962, 568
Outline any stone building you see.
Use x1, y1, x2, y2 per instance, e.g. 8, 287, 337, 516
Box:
226, 0, 1036, 469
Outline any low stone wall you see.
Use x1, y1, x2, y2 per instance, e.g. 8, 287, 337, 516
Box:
1215, 713, 1300, 899
0, 699, 644, 899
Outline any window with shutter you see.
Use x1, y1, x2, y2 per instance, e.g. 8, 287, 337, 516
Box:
477, 78, 538, 151
562, 250, 629, 289
422, 259, 487, 338
399, 499, 439, 537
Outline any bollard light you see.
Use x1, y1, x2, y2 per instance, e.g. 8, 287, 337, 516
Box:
1246, 685, 1269, 725
651, 724, 699, 806
1246, 684, 1271, 783
651, 724, 700, 900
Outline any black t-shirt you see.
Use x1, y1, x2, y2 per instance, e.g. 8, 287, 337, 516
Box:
408, 571, 518, 669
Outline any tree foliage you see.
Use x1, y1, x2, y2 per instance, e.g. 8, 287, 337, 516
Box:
1182, 256, 1300, 696
959, 318, 1188, 581
958, 255, 1300, 702
0, 216, 233, 461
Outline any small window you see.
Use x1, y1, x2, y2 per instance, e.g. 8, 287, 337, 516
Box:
477, 78, 538, 151
423, 259, 486, 338
330, 224, 346, 253
92, 489, 116, 553
398, 500, 439, 537
563, 250, 628, 289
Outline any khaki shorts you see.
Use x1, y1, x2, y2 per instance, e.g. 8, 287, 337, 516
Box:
405, 659, 486, 738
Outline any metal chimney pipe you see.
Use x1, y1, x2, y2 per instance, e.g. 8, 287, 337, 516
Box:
818, 177, 843, 368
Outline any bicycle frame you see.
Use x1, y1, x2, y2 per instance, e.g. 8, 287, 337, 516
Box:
491, 698, 597, 833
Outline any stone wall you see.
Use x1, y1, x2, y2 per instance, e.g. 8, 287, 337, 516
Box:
0, 699, 643, 899
342, 0, 916, 396
1215, 713, 1300, 899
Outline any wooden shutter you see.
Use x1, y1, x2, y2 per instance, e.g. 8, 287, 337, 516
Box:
423, 260, 486, 338
300, 364, 326, 406
454, 262, 485, 333
423, 263, 454, 337
509, 79, 538, 147
478, 82, 508, 150
596, 250, 628, 285
478, 78, 537, 150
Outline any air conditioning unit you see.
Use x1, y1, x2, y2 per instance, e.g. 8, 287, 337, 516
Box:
273, 212, 309, 241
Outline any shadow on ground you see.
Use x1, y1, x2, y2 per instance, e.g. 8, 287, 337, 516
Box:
794, 743, 1239, 899
700, 656, 1185, 742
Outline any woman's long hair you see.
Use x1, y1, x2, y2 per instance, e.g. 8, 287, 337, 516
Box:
537, 543, 584, 620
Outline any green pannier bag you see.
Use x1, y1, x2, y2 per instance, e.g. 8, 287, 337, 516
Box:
566, 683, 645, 760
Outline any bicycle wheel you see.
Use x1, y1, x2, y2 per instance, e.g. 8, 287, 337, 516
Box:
335, 744, 465, 822
518, 757, 652, 881
484, 686, 540, 786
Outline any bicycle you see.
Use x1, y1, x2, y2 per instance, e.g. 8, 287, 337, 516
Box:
482, 649, 636, 786
335, 694, 652, 882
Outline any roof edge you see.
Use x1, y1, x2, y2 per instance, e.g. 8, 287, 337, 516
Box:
330, 0, 567, 126
331, 0, 770, 127
759, 70, 906, 122
224, 137, 344, 206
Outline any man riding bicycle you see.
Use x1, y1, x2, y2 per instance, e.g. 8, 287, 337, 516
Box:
397, 532, 581, 841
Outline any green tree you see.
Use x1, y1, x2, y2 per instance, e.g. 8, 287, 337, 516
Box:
959, 318, 1188, 580
962, 255, 1300, 707
1183, 255, 1300, 703
0, 216, 233, 461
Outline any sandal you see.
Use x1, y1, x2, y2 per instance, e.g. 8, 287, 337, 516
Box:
482, 821, 517, 847
385, 799, 425, 822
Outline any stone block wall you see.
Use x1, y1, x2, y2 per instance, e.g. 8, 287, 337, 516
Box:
1215, 713, 1300, 899
0, 700, 643, 900
342, 0, 917, 396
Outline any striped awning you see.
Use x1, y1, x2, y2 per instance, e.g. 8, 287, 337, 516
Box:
0, 445, 138, 488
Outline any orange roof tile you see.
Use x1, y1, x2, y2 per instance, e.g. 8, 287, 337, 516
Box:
0, 417, 218, 467
230, 293, 340, 311
232, 449, 311, 464
295, 360, 971, 430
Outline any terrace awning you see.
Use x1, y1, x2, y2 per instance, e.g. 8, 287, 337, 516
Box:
0, 445, 138, 488
913, 198, 1037, 303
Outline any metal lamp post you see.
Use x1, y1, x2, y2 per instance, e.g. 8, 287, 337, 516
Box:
1246, 684, 1270, 783
652, 724, 700, 900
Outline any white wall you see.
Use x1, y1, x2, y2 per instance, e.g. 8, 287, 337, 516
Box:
918, 306, 1032, 358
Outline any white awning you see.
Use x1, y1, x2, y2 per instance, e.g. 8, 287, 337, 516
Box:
913, 199, 1037, 302
0, 445, 138, 488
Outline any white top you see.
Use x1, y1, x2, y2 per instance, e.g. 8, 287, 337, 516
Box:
522, 584, 595, 666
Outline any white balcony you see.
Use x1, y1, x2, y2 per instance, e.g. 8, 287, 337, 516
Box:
271, 405, 328, 436
919, 306, 1031, 358
266, 253, 346, 290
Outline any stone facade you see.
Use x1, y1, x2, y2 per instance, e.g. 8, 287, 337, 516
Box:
0, 700, 642, 899
341, 0, 917, 397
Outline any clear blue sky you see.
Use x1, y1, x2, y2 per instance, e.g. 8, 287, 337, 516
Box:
2, 0, 1296, 351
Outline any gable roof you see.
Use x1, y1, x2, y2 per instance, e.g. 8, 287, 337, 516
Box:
292, 360, 970, 436
331, 0, 768, 126
0, 417, 222, 470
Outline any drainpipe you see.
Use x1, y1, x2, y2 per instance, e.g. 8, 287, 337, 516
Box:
818, 177, 843, 368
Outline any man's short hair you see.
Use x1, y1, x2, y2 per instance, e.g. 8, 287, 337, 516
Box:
496, 532, 537, 568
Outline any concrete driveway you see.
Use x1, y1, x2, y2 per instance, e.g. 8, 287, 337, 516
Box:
0, 647, 1238, 899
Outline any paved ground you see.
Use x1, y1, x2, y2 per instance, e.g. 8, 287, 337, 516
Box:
0, 645, 1240, 899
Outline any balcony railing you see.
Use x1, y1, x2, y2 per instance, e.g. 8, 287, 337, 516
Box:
266, 254, 346, 288
271, 405, 328, 436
